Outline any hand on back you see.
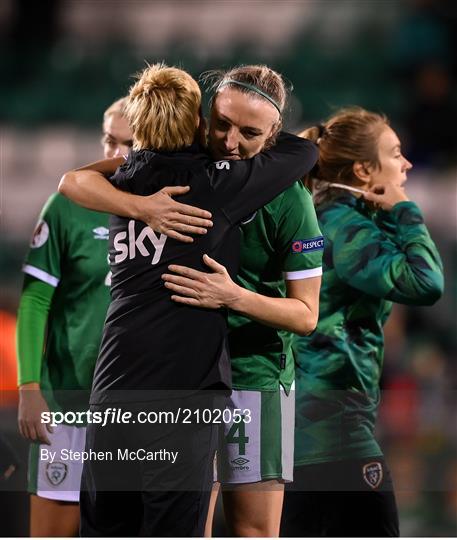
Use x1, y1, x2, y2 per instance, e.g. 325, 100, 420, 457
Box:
139, 186, 213, 243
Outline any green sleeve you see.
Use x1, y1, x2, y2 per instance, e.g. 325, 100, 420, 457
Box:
276, 183, 323, 279
332, 201, 444, 305
16, 275, 55, 385
23, 193, 68, 286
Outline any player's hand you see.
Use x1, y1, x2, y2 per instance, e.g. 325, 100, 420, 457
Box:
162, 254, 241, 309
18, 383, 53, 445
138, 186, 213, 243
363, 183, 409, 211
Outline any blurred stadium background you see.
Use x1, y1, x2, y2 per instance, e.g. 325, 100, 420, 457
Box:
0, 0, 456, 536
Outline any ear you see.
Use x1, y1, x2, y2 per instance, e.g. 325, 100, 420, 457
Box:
265, 119, 282, 148
352, 161, 372, 184
270, 116, 282, 137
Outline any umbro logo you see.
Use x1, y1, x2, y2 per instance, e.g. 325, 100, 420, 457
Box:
231, 457, 250, 466
230, 456, 250, 471
93, 227, 109, 240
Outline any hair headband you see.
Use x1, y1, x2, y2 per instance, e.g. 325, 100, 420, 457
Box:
217, 79, 282, 114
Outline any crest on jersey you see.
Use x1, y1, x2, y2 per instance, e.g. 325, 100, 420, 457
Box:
362, 461, 383, 489
46, 462, 68, 486
93, 226, 109, 240
30, 220, 49, 248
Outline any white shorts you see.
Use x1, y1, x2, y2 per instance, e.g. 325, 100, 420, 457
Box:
28, 424, 86, 502
216, 384, 295, 484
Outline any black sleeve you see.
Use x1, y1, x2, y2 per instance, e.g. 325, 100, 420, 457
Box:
108, 162, 133, 192
209, 132, 318, 224
108, 153, 151, 193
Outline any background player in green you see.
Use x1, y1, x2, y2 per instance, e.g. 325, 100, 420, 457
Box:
58, 65, 322, 537
280, 107, 444, 537
16, 98, 133, 536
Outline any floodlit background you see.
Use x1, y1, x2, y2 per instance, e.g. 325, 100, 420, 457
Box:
1, 0, 456, 536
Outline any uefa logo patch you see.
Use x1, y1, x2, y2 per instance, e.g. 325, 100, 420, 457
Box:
362, 461, 383, 489
30, 220, 49, 248
291, 236, 324, 254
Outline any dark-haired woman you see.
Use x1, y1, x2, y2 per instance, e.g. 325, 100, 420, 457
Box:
280, 107, 444, 537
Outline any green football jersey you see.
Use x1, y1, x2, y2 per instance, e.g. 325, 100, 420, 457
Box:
229, 182, 323, 393
23, 193, 111, 405
294, 195, 444, 465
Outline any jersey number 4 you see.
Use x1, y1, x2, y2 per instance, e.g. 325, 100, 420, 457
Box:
226, 416, 249, 455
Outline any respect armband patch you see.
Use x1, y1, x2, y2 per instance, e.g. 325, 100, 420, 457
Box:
291, 236, 324, 254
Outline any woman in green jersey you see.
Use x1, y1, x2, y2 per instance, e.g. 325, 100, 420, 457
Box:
280, 107, 444, 537
16, 98, 133, 536
162, 66, 323, 538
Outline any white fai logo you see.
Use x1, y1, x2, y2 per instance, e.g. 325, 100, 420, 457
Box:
30, 220, 49, 248
113, 220, 167, 265
93, 226, 109, 240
